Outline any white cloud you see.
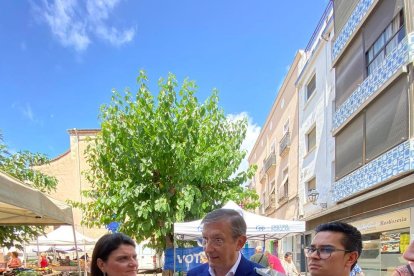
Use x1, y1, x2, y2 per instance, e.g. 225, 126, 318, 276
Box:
14, 102, 44, 126
227, 112, 261, 180
32, 0, 135, 52
21, 103, 35, 122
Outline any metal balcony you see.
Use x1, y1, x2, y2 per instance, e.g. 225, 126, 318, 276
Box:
263, 152, 276, 173
279, 132, 291, 156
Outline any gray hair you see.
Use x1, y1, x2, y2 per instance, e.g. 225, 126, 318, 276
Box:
201, 208, 246, 239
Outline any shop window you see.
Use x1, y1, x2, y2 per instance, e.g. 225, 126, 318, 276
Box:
359, 229, 410, 274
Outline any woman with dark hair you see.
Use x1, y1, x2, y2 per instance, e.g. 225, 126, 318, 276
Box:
91, 233, 138, 276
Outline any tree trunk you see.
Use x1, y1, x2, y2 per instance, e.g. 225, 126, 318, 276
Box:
162, 234, 175, 276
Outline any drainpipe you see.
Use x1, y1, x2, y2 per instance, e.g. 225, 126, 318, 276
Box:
74, 128, 87, 276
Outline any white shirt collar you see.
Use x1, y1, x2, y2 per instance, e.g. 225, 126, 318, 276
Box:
208, 251, 242, 276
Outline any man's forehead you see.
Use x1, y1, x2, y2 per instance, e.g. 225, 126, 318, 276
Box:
202, 220, 231, 234
312, 231, 345, 246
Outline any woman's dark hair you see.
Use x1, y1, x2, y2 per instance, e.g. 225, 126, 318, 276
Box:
91, 233, 135, 276
284, 252, 293, 258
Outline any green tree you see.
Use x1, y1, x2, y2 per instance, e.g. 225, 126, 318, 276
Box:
0, 133, 58, 249
77, 71, 258, 252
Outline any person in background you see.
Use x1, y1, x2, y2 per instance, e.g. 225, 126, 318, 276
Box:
187, 208, 262, 276
7, 251, 22, 269
282, 252, 299, 275
250, 246, 269, 268
265, 251, 285, 275
306, 222, 362, 276
350, 263, 364, 276
392, 239, 414, 276
60, 255, 71, 266
80, 253, 89, 260
39, 253, 48, 268
91, 232, 138, 276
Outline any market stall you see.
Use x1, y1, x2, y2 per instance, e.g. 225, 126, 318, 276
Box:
174, 200, 306, 240
28, 226, 95, 274
0, 171, 73, 226
0, 171, 76, 275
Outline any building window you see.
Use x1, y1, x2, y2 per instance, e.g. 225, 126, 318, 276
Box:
307, 126, 316, 153
283, 119, 289, 134
306, 75, 316, 101
268, 179, 275, 195
279, 168, 289, 200
335, 76, 408, 180
306, 177, 316, 203
366, 10, 405, 76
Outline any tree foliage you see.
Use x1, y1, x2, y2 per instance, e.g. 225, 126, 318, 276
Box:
0, 132, 58, 249
76, 72, 258, 251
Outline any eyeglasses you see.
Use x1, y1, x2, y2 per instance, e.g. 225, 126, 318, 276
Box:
199, 238, 224, 247
304, 246, 352, 259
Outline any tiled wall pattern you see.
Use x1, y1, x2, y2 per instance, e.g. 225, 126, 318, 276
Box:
332, 0, 374, 60
332, 140, 414, 202
409, 32, 414, 62
333, 35, 411, 130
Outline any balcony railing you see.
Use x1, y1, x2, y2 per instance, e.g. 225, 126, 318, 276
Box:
279, 132, 291, 156
263, 152, 276, 173
332, 139, 414, 202
333, 33, 413, 131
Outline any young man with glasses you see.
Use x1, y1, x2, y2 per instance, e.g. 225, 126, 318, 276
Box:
305, 222, 362, 276
187, 208, 262, 276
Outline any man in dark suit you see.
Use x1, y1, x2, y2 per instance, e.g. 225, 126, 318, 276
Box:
187, 208, 262, 276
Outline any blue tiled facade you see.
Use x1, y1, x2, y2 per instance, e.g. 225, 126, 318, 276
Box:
332, 140, 414, 202
333, 34, 412, 131
332, 0, 374, 60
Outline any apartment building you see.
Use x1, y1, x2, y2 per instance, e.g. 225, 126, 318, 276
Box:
35, 129, 107, 239
305, 0, 414, 274
296, 2, 334, 220
248, 51, 304, 256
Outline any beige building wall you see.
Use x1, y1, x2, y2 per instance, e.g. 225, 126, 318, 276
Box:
248, 51, 304, 221
35, 129, 107, 239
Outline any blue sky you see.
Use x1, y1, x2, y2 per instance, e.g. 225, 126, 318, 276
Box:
0, 0, 329, 159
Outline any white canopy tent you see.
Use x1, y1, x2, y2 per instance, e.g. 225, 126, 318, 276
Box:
0, 171, 83, 274
31, 225, 95, 246
0, 171, 73, 226
174, 201, 305, 241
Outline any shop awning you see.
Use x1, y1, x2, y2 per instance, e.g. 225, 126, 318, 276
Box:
0, 171, 73, 225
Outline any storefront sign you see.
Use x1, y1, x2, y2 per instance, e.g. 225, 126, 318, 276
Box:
350, 209, 411, 234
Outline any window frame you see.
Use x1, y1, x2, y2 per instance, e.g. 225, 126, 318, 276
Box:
306, 126, 317, 153
365, 10, 405, 76
306, 75, 316, 102
279, 168, 289, 200
306, 177, 316, 203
